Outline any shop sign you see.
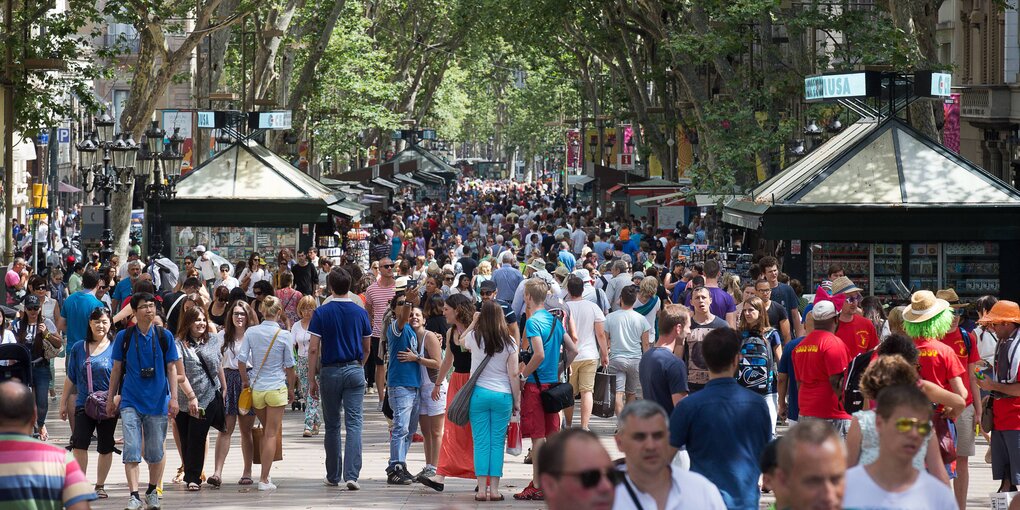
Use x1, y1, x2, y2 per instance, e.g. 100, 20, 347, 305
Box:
248, 111, 293, 130
913, 71, 952, 98
804, 72, 878, 101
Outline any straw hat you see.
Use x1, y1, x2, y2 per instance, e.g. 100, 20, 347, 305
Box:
830, 276, 862, 296
977, 300, 1020, 325
902, 290, 950, 324
935, 289, 967, 309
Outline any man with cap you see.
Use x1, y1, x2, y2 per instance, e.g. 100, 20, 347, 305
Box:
193, 245, 217, 291
792, 300, 853, 437
477, 279, 520, 342
975, 300, 1020, 493
937, 288, 983, 509
830, 276, 879, 359
511, 258, 561, 317
573, 269, 609, 314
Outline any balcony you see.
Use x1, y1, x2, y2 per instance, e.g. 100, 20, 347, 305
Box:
103, 33, 141, 54
958, 85, 1014, 121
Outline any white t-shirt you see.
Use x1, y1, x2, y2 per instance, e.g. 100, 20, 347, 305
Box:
239, 268, 269, 298
613, 465, 726, 510
842, 465, 956, 510
565, 299, 606, 362
463, 331, 515, 394
291, 320, 312, 358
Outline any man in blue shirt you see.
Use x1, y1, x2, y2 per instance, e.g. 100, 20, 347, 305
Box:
308, 267, 372, 490
669, 327, 771, 510
60, 269, 103, 431
491, 252, 524, 303
106, 292, 180, 510
777, 336, 804, 424
557, 242, 576, 272
515, 278, 578, 501
639, 304, 690, 414
384, 280, 420, 485
111, 260, 141, 311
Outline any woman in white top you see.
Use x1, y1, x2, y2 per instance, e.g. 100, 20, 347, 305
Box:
210, 299, 258, 488
461, 300, 520, 502
291, 295, 321, 437
239, 253, 269, 299
28, 275, 64, 331
237, 296, 296, 491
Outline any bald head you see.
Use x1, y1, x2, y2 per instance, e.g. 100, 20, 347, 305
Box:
0, 381, 36, 432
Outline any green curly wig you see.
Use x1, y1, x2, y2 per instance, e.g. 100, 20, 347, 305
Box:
902, 308, 954, 340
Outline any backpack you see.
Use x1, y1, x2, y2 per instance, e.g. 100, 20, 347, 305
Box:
841, 348, 875, 414
737, 330, 775, 395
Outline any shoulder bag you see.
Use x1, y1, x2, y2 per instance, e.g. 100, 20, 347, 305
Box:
530, 320, 574, 413
237, 328, 281, 415
84, 343, 118, 421
447, 338, 492, 426
194, 345, 226, 433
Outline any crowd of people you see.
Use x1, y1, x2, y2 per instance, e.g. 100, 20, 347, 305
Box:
0, 178, 1017, 510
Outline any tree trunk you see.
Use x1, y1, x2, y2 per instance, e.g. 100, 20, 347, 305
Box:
252, 0, 305, 104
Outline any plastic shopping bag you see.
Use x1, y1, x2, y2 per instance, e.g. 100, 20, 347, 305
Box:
506, 411, 522, 456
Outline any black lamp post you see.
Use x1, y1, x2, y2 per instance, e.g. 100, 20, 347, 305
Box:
143, 122, 184, 258
78, 113, 138, 265
588, 136, 598, 170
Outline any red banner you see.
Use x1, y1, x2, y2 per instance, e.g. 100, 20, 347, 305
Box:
565, 129, 581, 171
943, 93, 960, 153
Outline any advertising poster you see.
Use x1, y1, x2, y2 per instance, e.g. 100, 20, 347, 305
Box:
161, 110, 195, 174
565, 129, 581, 171
943, 93, 960, 153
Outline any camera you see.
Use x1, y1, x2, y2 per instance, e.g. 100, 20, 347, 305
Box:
140, 367, 156, 378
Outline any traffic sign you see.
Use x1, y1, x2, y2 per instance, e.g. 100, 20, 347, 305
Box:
57, 128, 70, 143
37, 132, 49, 144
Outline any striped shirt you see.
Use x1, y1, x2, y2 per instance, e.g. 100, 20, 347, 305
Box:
365, 281, 397, 338
0, 433, 96, 509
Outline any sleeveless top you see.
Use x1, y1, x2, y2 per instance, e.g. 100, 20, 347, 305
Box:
40, 296, 57, 323
208, 303, 228, 328
854, 410, 927, 469
449, 328, 472, 374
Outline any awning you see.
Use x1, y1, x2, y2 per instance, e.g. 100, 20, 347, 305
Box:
371, 177, 400, 191
695, 194, 737, 207
567, 175, 595, 187
57, 181, 82, 194
414, 171, 446, 184
392, 173, 425, 187
722, 117, 1020, 240
605, 184, 625, 196
328, 201, 367, 221
635, 191, 687, 206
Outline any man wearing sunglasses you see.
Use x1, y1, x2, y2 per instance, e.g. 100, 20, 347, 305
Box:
613, 400, 724, 510
364, 257, 397, 411
537, 428, 616, 510
843, 384, 957, 509
975, 300, 1020, 494
830, 276, 879, 359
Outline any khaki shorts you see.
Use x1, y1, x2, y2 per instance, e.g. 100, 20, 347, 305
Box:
956, 405, 976, 457
568, 359, 598, 394
252, 387, 288, 409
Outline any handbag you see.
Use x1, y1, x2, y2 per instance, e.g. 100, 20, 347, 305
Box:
506, 411, 522, 456
251, 424, 283, 464
237, 328, 281, 415
529, 319, 574, 414
592, 367, 616, 419
84, 344, 118, 421
933, 413, 957, 464
446, 354, 492, 426
982, 395, 994, 433
195, 349, 226, 433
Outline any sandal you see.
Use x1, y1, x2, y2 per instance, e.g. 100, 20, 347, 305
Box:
94, 485, 108, 499
238, 476, 254, 485
187, 482, 201, 491
206, 475, 222, 488
489, 494, 505, 501
172, 466, 185, 484
303, 429, 313, 437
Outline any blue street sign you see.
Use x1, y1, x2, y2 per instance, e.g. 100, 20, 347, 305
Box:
57, 128, 70, 143
37, 132, 49, 144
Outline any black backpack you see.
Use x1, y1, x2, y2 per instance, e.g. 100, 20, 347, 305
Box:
737, 331, 775, 395
841, 348, 876, 414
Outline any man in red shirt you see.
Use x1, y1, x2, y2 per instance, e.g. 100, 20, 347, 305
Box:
792, 301, 852, 437
975, 300, 1020, 493
936, 289, 983, 510
830, 277, 878, 359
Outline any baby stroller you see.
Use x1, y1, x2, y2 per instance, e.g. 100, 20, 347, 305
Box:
0, 343, 33, 386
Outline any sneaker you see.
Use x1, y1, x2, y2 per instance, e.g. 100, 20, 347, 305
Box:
125, 495, 144, 510
345, 480, 361, 491
323, 478, 339, 487
386, 464, 414, 485
144, 492, 161, 509
258, 481, 277, 491
514, 481, 544, 500
414, 466, 436, 482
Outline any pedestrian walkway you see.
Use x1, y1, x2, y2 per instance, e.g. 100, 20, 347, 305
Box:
43, 361, 1003, 509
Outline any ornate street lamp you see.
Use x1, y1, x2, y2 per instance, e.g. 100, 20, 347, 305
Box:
78, 112, 136, 265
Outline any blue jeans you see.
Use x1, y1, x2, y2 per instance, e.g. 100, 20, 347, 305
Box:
320, 364, 366, 483
387, 386, 420, 469
32, 365, 50, 429
120, 407, 169, 464
469, 386, 512, 477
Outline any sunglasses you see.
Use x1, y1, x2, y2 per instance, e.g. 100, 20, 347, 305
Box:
382, 264, 395, 269
845, 295, 861, 303
233, 312, 248, 317
26, 307, 40, 311
551, 467, 624, 489
253, 292, 263, 297
894, 417, 932, 435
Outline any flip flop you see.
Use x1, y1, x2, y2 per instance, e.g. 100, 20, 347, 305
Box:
206, 475, 222, 488
238, 476, 254, 485
95, 486, 108, 499
474, 495, 488, 502
489, 494, 505, 501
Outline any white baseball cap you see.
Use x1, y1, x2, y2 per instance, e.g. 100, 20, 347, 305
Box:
812, 300, 838, 320
194, 245, 206, 253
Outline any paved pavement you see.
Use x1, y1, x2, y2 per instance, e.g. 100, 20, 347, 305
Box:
40, 364, 1006, 509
